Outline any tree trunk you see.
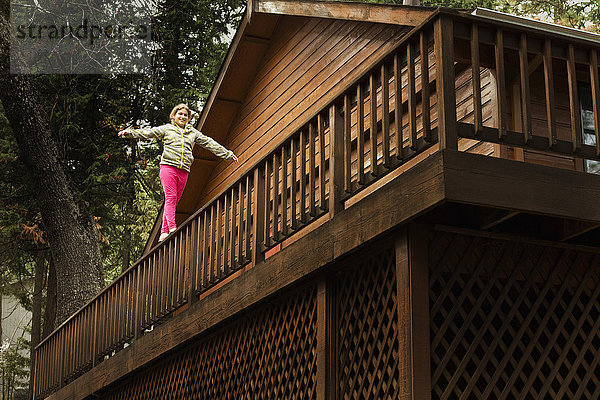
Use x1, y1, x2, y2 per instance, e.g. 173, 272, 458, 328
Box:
42, 258, 57, 339
0, 18, 104, 325
29, 249, 47, 400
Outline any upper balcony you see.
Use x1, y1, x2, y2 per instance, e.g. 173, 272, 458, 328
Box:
34, 7, 600, 399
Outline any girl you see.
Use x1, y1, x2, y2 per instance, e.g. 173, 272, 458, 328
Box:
119, 103, 238, 242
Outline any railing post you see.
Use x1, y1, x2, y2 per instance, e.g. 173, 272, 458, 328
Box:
434, 15, 457, 150
329, 102, 345, 219
252, 166, 266, 266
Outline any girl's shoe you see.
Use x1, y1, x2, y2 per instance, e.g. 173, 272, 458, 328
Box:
159, 232, 169, 242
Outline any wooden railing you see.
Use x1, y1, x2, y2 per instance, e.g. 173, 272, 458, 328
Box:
33, 11, 600, 399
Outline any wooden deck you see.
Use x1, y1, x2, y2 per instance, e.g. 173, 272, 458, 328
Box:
34, 8, 600, 400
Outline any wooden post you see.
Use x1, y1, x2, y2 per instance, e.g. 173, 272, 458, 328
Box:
396, 224, 431, 400
329, 102, 345, 218
252, 166, 266, 266
434, 15, 457, 150
316, 279, 328, 400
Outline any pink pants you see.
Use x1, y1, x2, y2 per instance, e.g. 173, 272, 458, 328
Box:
159, 164, 189, 234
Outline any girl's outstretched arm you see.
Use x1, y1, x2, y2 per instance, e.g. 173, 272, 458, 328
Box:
118, 125, 169, 140
192, 128, 238, 162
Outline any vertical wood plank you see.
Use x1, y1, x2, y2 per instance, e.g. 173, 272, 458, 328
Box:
252, 166, 266, 266
471, 24, 482, 134
568, 44, 582, 152
215, 199, 223, 281
202, 209, 210, 289
408, 41, 417, 150
264, 159, 272, 248
223, 193, 231, 276
329, 102, 345, 218
394, 53, 404, 160
381, 62, 391, 167
591, 49, 600, 156
420, 31, 431, 143
300, 129, 307, 223
357, 83, 365, 184
495, 29, 508, 139
291, 137, 299, 230
543, 39, 557, 148
519, 33, 532, 144
309, 120, 317, 217
395, 225, 432, 400
343, 95, 352, 193
272, 152, 280, 243
370, 72, 379, 176
434, 16, 458, 149
229, 190, 237, 271
245, 175, 252, 261
281, 145, 289, 236
188, 219, 198, 303
237, 181, 244, 265
319, 114, 327, 210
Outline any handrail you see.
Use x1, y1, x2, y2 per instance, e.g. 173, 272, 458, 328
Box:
34, 11, 600, 399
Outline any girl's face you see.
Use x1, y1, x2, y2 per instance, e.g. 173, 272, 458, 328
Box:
174, 109, 189, 128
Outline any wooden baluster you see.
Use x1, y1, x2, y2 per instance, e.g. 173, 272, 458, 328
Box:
318, 114, 327, 210
591, 49, 600, 156
329, 102, 345, 218
344, 94, 352, 193
188, 219, 198, 303
309, 120, 316, 217
420, 31, 431, 143
408, 41, 417, 150
237, 181, 244, 266
178, 230, 186, 303
223, 193, 230, 276
519, 33, 532, 144
357, 83, 365, 183
435, 16, 458, 149
135, 264, 143, 338
568, 44, 582, 152
300, 129, 307, 223
381, 63, 391, 166
215, 199, 223, 281
264, 159, 272, 248
152, 251, 160, 322
282, 145, 289, 234
167, 236, 176, 310
495, 29, 508, 140
229, 189, 236, 271
394, 53, 404, 159
202, 209, 210, 290
370, 72, 379, 175
272, 152, 280, 243
252, 166, 266, 266
471, 24, 482, 134
543, 39, 557, 148
245, 175, 252, 262
291, 136, 299, 230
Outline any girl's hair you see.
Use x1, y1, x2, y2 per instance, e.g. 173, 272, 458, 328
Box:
169, 103, 191, 121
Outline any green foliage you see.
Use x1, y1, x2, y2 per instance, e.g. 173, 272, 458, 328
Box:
1, 337, 30, 400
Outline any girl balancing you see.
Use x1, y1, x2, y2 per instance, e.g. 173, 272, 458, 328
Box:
119, 103, 238, 242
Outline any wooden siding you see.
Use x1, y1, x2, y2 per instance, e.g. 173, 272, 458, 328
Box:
194, 16, 412, 210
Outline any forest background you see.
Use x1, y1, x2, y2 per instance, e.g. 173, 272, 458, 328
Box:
0, 0, 598, 398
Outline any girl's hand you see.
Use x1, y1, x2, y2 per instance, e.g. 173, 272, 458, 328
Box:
231, 154, 239, 163
118, 130, 130, 137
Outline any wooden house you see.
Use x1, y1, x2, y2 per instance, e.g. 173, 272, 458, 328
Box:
33, 1, 600, 399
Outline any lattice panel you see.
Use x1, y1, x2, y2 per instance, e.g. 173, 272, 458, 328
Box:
97, 284, 318, 400
430, 232, 600, 400
337, 247, 400, 398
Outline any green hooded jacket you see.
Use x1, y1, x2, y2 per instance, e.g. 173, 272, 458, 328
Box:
126, 123, 234, 172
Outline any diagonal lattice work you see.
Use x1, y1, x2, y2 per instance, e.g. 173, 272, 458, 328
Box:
97, 284, 318, 400
429, 232, 600, 400
336, 246, 400, 399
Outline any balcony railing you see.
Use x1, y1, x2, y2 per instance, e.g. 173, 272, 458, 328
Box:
34, 10, 600, 399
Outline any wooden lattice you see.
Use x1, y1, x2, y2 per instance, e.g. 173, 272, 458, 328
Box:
96, 284, 318, 400
336, 247, 400, 398
430, 232, 600, 400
